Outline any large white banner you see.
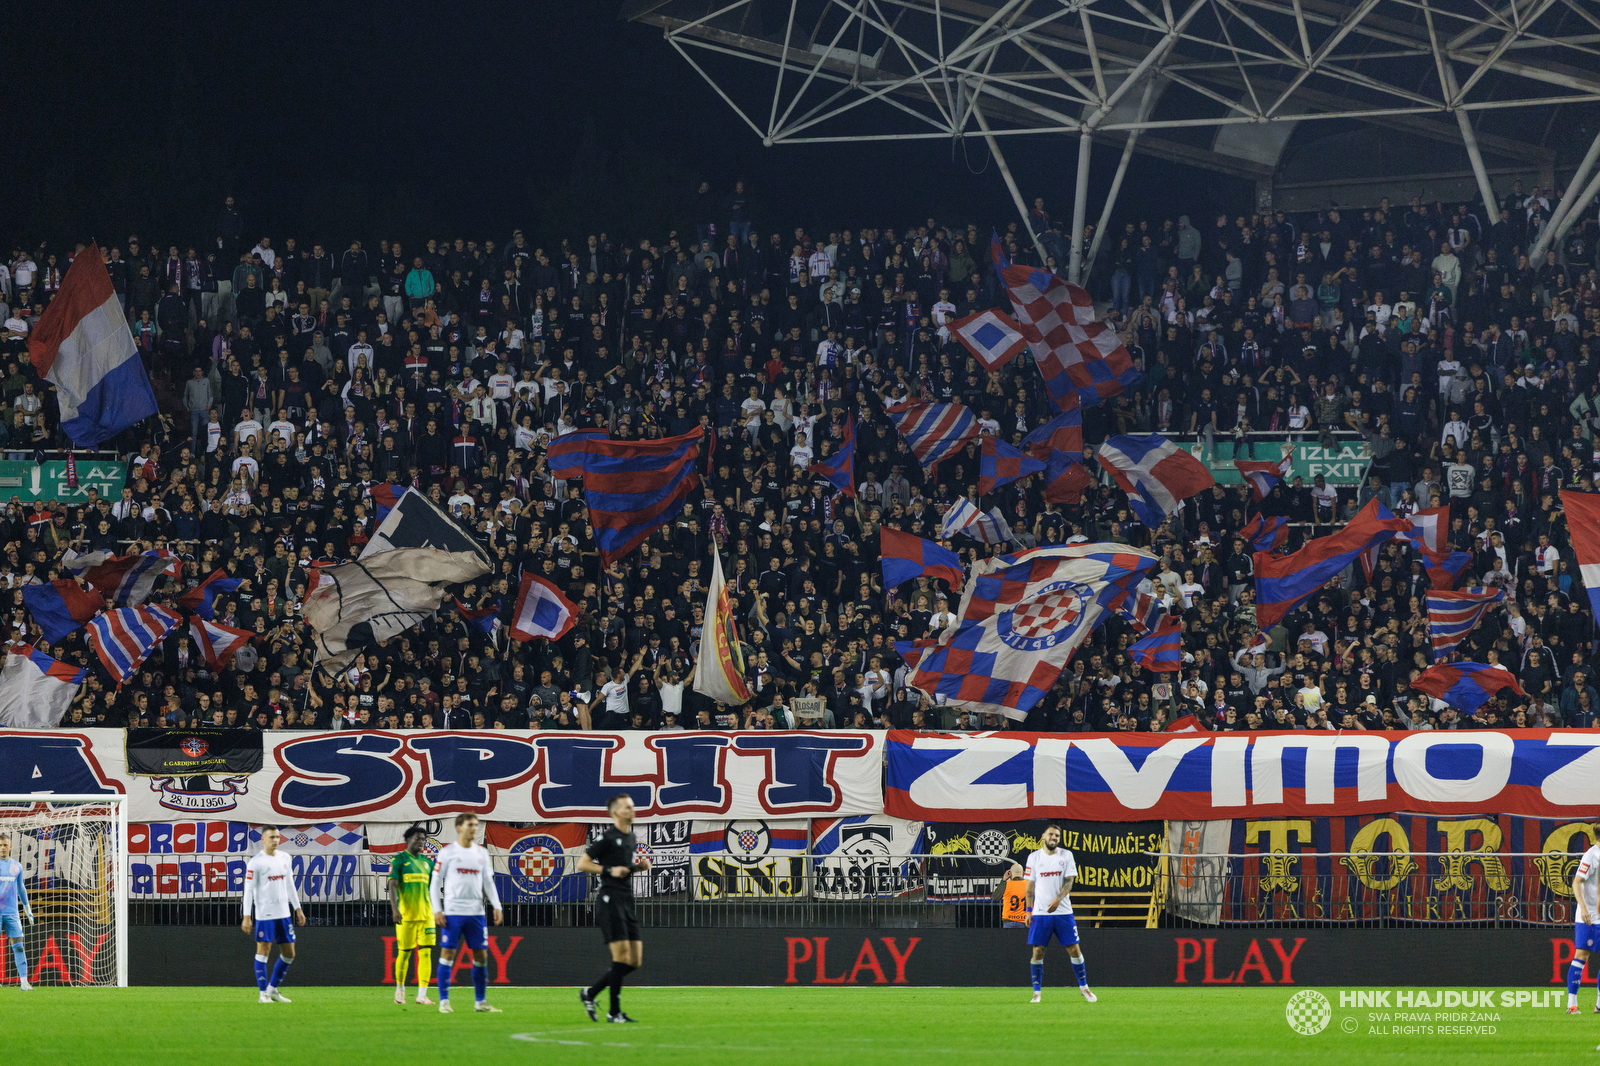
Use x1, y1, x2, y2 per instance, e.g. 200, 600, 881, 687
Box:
3, 729, 885, 823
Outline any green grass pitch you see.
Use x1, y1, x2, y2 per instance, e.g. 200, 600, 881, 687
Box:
4, 986, 1594, 1064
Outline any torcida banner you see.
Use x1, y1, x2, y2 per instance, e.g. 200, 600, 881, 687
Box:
884, 730, 1600, 822
2, 729, 884, 823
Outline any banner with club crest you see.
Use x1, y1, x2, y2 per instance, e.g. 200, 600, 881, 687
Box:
691, 820, 810, 900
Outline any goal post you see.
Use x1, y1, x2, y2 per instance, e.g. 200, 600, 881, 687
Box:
0, 795, 128, 987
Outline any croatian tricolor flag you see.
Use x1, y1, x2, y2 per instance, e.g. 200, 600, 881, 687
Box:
1563, 491, 1600, 622
1096, 434, 1216, 530
948, 308, 1028, 371
189, 616, 254, 671
26, 242, 158, 447
88, 604, 182, 686
1426, 586, 1505, 660
509, 572, 579, 642
0, 644, 87, 728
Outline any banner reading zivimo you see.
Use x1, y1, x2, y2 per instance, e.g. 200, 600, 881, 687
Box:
884, 730, 1600, 822
0, 730, 883, 823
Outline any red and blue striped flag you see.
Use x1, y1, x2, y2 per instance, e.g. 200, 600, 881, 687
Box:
89, 604, 182, 686
1130, 616, 1184, 671
545, 428, 610, 481
880, 527, 965, 591
977, 436, 1045, 495
805, 418, 857, 498
886, 400, 979, 469
1426, 586, 1505, 659
1239, 514, 1289, 552
563, 427, 703, 564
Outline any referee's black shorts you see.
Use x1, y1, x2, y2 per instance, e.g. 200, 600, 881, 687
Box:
595, 889, 640, 943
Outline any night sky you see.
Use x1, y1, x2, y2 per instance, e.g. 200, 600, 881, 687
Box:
9, 3, 1245, 250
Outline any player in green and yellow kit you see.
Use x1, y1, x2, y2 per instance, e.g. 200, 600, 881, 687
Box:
388, 826, 436, 1005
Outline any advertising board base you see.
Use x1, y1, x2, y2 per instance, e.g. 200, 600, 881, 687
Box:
130, 927, 1586, 988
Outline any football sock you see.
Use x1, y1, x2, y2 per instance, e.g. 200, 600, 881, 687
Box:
254, 953, 269, 992
609, 962, 635, 1014
269, 956, 292, 990
587, 969, 610, 1002
395, 948, 410, 990
1569, 959, 1585, 998
1030, 961, 1043, 993
437, 960, 452, 1000
417, 948, 432, 989
473, 964, 488, 1002
1070, 953, 1089, 988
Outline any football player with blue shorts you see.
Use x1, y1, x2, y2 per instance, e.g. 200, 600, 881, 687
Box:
1568, 833, 1600, 1014
429, 813, 503, 1014
1024, 825, 1095, 1004
241, 827, 305, 1004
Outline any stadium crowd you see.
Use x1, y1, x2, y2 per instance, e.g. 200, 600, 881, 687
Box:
2, 177, 1599, 737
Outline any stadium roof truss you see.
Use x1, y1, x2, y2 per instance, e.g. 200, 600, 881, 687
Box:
623, 0, 1600, 278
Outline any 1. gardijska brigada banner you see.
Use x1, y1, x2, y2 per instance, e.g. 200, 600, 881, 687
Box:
884, 730, 1600, 822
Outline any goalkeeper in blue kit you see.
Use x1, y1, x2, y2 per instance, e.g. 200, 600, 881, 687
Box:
0, 832, 33, 990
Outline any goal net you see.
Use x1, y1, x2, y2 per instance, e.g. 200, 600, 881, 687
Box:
0, 796, 126, 987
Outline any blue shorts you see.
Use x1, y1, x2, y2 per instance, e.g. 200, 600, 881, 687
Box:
0, 913, 21, 940
254, 917, 296, 945
441, 914, 487, 952
1575, 921, 1600, 953
1026, 913, 1080, 947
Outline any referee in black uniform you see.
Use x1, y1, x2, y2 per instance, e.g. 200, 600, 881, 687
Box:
578, 793, 651, 1023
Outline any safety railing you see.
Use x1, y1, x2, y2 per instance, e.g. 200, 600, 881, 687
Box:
126, 853, 1155, 930
1149, 851, 1591, 929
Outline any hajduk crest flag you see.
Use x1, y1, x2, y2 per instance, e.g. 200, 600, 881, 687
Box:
898, 543, 1158, 721
947, 308, 1028, 371
27, 242, 159, 447
992, 234, 1141, 410
693, 551, 753, 705
1095, 434, 1216, 530
509, 572, 579, 643
0, 643, 87, 728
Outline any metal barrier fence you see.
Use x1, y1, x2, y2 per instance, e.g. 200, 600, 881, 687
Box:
1151, 852, 1588, 930
128, 854, 1155, 930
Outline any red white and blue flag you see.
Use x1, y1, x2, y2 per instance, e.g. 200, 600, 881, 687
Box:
1404, 506, 1449, 557
176, 568, 244, 621
1558, 491, 1600, 623
886, 400, 980, 470
1411, 661, 1524, 714
509, 572, 579, 642
1425, 551, 1475, 590
367, 483, 410, 523
1110, 582, 1163, 634
880, 527, 965, 591
189, 616, 254, 671
0, 643, 87, 728
88, 604, 182, 686
1129, 616, 1184, 672
899, 543, 1158, 720
1233, 449, 1293, 502
21, 578, 106, 643
948, 308, 1028, 371
63, 548, 181, 607
452, 597, 499, 637
26, 242, 159, 447
993, 235, 1140, 411
1095, 434, 1216, 530
1239, 514, 1290, 552
1254, 499, 1412, 634
563, 427, 703, 564
806, 418, 857, 498
939, 498, 1013, 547
1427, 586, 1505, 659
977, 436, 1045, 495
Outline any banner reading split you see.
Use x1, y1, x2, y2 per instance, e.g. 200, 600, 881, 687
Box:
885, 730, 1600, 821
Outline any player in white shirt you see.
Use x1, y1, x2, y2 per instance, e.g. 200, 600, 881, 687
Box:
241, 827, 305, 1004
429, 813, 503, 1014
1024, 825, 1095, 1003
1567, 834, 1600, 1012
